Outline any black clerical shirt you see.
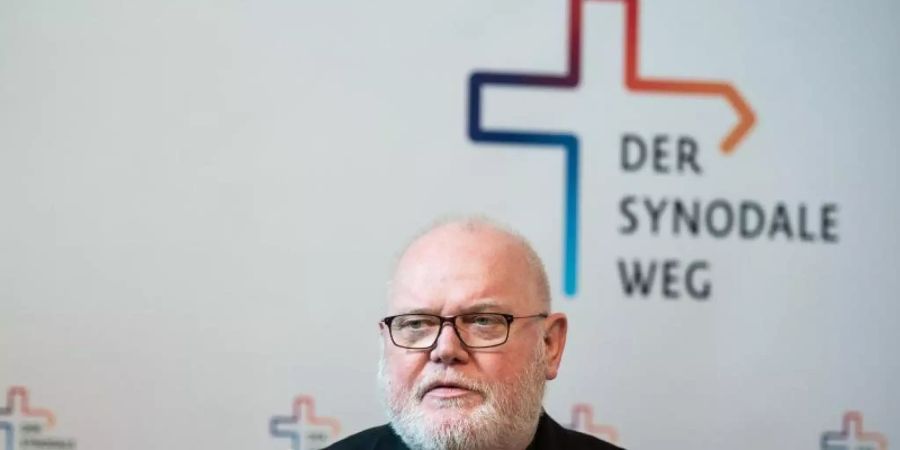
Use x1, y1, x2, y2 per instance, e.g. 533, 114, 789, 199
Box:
324, 412, 623, 450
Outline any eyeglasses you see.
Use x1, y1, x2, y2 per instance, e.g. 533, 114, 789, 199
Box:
381, 312, 549, 349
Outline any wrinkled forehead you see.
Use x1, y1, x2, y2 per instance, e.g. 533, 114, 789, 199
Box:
388, 227, 539, 315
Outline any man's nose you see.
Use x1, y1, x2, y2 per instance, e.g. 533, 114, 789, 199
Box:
429, 322, 470, 365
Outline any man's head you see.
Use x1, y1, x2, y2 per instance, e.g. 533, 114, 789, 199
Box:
378, 217, 568, 450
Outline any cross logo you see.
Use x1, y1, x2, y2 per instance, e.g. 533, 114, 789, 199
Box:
0, 386, 74, 450
269, 395, 341, 450
821, 411, 889, 450
0, 386, 56, 450
568, 403, 620, 445
467, 0, 755, 297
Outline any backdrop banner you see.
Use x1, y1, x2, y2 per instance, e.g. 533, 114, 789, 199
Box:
1, 0, 897, 449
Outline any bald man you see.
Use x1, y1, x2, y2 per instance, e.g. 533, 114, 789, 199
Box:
326, 218, 622, 450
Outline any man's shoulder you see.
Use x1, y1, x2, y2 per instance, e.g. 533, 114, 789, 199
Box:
556, 426, 623, 449
324, 424, 403, 450
536, 413, 624, 450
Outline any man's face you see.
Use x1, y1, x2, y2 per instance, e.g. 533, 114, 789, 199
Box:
378, 226, 566, 449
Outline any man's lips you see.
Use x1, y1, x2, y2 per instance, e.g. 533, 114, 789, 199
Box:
420, 382, 478, 399
425, 386, 472, 398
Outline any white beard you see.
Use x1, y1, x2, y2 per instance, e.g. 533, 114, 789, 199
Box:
378, 344, 547, 450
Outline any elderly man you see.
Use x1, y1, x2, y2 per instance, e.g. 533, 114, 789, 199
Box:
327, 218, 621, 450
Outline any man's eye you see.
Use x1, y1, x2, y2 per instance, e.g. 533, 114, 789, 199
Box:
403, 320, 425, 329
470, 315, 503, 326
397, 317, 436, 330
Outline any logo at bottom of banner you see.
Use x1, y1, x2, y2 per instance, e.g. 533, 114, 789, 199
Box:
269, 395, 341, 450
568, 403, 621, 446
0, 386, 77, 450
822, 411, 888, 450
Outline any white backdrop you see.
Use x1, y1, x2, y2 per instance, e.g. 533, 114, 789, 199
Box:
1, 0, 898, 449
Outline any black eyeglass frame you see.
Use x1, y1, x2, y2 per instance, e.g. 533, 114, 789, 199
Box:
380, 312, 549, 349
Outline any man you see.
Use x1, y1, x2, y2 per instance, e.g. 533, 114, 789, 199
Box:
327, 218, 622, 450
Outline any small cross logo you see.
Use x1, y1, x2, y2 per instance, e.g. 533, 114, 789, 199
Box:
0, 386, 56, 450
467, 0, 755, 297
0, 386, 74, 450
269, 395, 341, 450
821, 411, 888, 450
569, 403, 620, 445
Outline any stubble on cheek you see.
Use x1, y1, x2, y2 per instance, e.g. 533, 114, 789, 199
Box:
378, 353, 417, 414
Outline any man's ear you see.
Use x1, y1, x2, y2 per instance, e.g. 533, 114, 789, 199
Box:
543, 312, 568, 380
